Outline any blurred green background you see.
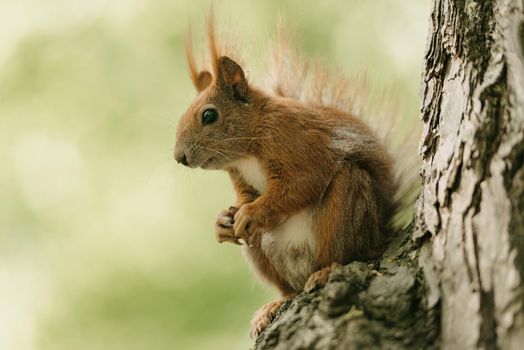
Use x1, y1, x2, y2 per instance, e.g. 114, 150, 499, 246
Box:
0, 1, 430, 349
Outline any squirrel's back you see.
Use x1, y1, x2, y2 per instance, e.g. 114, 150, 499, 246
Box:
263, 25, 419, 231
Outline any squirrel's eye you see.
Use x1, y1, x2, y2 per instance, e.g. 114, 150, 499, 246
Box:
202, 108, 219, 125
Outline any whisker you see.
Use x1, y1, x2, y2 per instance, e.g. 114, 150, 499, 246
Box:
199, 145, 247, 157
199, 145, 228, 157
219, 135, 275, 142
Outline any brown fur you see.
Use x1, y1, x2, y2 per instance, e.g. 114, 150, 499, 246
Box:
174, 13, 415, 338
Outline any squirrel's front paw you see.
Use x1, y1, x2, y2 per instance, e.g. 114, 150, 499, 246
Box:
233, 203, 267, 244
215, 207, 241, 245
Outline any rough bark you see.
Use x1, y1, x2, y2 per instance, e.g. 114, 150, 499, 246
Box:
253, 227, 439, 350
253, 0, 524, 349
418, 0, 524, 348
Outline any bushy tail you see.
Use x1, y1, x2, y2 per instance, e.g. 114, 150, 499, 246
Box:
265, 23, 367, 118
265, 24, 421, 231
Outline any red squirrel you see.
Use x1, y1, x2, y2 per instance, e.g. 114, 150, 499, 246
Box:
174, 15, 415, 338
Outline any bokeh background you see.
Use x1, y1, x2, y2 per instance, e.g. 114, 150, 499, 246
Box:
0, 1, 430, 349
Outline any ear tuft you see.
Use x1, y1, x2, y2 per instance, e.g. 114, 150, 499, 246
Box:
217, 56, 250, 102
186, 23, 214, 93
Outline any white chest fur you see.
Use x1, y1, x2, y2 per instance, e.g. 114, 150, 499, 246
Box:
260, 210, 317, 291
234, 156, 268, 193
235, 157, 317, 291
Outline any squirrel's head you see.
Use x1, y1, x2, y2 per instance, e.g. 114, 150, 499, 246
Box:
174, 19, 256, 170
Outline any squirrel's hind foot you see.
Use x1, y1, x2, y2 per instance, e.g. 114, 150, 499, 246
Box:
250, 297, 292, 339
304, 262, 341, 293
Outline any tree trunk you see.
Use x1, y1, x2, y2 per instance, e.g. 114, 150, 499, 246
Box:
253, 1, 524, 349
418, 0, 524, 348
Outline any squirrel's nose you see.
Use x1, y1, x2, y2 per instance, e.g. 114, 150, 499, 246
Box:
175, 151, 189, 166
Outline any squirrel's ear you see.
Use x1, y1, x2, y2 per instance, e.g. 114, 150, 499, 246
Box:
195, 71, 212, 92
216, 56, 249, 102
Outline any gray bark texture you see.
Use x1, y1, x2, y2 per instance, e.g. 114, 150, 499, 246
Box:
253, 1, 524, 349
